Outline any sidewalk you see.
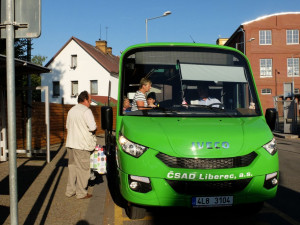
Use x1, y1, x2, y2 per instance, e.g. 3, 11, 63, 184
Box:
0, 135, 107, 225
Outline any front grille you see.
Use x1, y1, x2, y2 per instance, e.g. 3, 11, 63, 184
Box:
166, 178, 252, 195
156, 152, 257, 169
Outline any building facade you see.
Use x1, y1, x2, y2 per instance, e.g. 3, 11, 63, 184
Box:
225, 12, 300, 111
41, 37, 119, 105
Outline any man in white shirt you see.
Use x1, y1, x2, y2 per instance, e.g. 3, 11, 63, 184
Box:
191, 83, 221, 107
65, 91, 97, 199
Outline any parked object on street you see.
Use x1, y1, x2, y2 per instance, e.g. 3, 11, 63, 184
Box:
102, 43, 279, 219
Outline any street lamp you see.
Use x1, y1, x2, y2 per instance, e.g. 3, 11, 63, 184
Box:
235, 38, 255, 53
145, 11, 171, 43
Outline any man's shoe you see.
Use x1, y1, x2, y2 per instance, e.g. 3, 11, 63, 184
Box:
65, 193, 75, 198
79, 193, 92, 199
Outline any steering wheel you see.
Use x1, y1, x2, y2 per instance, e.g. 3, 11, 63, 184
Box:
207, 103, 225, 109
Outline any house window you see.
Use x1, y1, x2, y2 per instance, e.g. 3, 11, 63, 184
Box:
90, 80, 98, 95
259, 30, 272, 45
287, 58, 299, 77
260, 59, 272, 77
53, 81, 60, 97
71, 54, 77, 69
287, 30, 299, 44
71, 81, 78, 96
261, 88, 272, 95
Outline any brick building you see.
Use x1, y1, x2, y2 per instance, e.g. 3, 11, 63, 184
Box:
225, 12, 300, 112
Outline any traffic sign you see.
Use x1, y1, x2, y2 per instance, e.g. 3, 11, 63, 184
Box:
0, 0, 41, 38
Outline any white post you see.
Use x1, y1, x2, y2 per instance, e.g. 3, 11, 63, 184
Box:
37, 86, 50, 163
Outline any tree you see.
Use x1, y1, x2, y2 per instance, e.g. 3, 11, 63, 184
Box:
32, 55, 47, 66
0, 38, 47, 101
0, 38, 28, 59
30, 55, 48, 101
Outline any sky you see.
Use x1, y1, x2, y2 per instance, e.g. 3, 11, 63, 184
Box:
32, 0, 300, 65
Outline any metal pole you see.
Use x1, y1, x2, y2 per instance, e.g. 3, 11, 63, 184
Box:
26, 39, 32, 157
6, 0, 19, 223
145, 12, 171, 43
145, 19, 148, 43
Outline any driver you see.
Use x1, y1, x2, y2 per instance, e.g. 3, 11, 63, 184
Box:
131, 78, 152, 111
193, 83, 221, 106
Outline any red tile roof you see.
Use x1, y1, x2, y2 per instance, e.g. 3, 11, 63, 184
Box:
91, 95, 117, 105
45, 36, 119, 74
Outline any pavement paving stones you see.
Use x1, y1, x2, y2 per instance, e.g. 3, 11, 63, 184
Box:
0, 135, 106, 225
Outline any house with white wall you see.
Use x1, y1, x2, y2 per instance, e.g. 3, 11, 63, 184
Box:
41, 36, 119, 105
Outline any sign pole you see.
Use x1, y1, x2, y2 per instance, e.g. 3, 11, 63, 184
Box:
5, 0, 19, 224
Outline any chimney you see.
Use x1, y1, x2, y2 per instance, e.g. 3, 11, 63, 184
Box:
107, 47, 112, 54
95, 40, 107, 53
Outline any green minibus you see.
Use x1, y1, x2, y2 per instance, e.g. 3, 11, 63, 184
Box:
101, 43, 279, 219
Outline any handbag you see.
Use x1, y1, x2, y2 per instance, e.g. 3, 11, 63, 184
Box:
90, 145, 107, 174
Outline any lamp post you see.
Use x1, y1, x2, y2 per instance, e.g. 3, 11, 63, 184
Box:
146, 11, 171, 43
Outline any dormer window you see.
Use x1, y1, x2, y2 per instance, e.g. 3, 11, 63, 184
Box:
71, 54, 77, 69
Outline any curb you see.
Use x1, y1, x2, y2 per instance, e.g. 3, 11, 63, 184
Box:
273, 132, 299, 139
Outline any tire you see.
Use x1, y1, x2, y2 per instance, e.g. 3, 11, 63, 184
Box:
236, 202, 264, 215
106, 148, 126, 207
125, 203, 147, 219
247, 202, 264, 214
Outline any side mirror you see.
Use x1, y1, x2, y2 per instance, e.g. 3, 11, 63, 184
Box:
265, 108, 277, 131
101, 106, 113, 131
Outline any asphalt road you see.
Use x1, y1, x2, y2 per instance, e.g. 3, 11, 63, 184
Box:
106, 137, 300, 225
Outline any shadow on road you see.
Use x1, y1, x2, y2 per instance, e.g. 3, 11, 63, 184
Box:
146, 185, 300, 225
0, 143, 63, 225
23, 150, 67, 225
267, 185, 300, 223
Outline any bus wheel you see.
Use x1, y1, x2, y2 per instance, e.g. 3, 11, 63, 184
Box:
247, 202, 264, 214
125, 203, 146, 219
237, 202, 264, 215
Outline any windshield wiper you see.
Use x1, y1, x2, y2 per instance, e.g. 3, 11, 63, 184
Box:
183, 104, 236, 117
185, 104, 225, 110
148, 107, 179, 115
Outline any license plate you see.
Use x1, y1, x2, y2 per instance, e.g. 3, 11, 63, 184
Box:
192, 196, 233, 207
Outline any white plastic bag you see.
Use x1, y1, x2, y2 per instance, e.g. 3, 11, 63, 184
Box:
90, 145, 107, 174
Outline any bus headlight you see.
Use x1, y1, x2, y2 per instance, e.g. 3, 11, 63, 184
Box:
263, 138, 277, 155
118, 135, 148, 158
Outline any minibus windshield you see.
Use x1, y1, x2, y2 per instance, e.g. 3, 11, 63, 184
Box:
121, 46, 261, 117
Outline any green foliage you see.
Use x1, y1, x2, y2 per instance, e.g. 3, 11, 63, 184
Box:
32, 55, 47, 66
30, 55, 48, 101
0, 39, 47, 102
0, 38, 28, 59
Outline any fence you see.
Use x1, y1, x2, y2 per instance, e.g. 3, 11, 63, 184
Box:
15, 102, 117, 149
